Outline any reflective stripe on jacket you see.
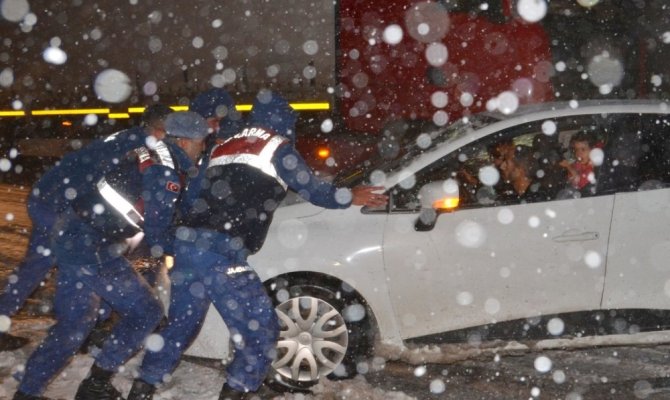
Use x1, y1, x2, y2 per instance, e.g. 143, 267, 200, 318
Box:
72, 140, 180, 242
208, 127, 289, 189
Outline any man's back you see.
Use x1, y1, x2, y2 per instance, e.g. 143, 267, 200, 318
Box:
32, 127, 149, 211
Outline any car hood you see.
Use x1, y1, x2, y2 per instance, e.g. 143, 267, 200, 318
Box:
276, 195, 329, 219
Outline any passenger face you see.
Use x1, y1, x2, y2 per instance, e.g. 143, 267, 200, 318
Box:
499, 157, 515, 181
500, 155, 530, 183
491, 143, 515, 167
572, 140, 591, 164
491, 150, 505, 168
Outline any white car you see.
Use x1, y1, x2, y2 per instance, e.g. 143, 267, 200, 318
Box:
184, 100, 670, 390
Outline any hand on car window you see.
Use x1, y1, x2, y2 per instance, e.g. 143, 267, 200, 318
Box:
351, 185, 388, 207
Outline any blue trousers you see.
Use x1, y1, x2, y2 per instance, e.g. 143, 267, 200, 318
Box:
139, 242, 279, 392
0, 198, 56, 316
0, 198, 112, 328
17, 256, 163, 396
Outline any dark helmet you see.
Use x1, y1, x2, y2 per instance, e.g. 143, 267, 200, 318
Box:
141, 103, 173, 128
190, 88, 235, 120
190, 88, 243, 140
164, 112, 209, 140
249, 89, 297, 144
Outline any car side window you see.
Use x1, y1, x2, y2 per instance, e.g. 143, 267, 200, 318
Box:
637, 114, 670, 188
595, 113, 670, 194
390, 128, 551, 212
594, 115, 643, 194
390, 114, 620, 213
389, 112, 670, 214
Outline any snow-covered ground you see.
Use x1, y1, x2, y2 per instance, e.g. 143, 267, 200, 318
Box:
6, 316, 670, 399
0, 318, 418, 400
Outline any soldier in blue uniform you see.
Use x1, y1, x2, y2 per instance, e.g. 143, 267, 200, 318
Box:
188, 87, 242, 141
126, 90, 387, 400
177, 88, 243, 238
0, 105, 173, 352
12, 111, 209, 400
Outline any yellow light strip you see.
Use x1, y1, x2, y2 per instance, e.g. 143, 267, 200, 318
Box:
0, 110, 26, 117
126, 106, 189, 114
234, 102, 330, 111
32, 108, 110, 116
290, 102, 330, 111
108, 113, 131, 119
1, 101, 330, 118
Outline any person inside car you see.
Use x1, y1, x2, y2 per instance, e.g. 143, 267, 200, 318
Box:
487, 138, 517, 199
498, 145, 555, 203
531, 133, 566, 195
559, 131, 596, 192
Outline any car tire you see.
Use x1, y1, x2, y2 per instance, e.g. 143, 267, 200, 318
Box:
264, 274, 375, 391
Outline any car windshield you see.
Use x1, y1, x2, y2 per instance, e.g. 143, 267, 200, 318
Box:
334, 114, 499, 187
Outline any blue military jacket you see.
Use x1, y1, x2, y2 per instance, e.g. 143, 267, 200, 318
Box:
180, 125, 350, 255
53, 135, 193, 265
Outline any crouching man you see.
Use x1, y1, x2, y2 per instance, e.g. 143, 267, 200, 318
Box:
12, 112, 209, 400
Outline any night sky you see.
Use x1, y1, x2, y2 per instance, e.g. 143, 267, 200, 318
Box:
0, 0, 336, 109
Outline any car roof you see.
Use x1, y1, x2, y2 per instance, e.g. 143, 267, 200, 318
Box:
477, 98, 668, 120
383, 99, 670, 189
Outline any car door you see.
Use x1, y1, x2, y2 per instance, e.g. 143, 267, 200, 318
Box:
602, 113, 670, 310
381, 116, 614, 340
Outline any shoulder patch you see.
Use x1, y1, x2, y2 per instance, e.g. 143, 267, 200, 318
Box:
166, 181, 181, 193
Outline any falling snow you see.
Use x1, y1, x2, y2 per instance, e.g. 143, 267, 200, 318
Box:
0, 0, 669, 399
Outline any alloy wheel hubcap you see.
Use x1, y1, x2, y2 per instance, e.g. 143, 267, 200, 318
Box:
272, 296, 349, 382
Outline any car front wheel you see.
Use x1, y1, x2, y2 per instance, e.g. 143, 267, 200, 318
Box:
265, 275, 375, 390
273, 296, 348, 382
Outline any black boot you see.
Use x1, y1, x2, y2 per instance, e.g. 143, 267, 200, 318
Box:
74, 364, 123, 400
218, 383, 247, 400
0, 332, 30, 351
218, 381, 281, 400
264, 375, 312, 394
127, 378, 156, 400
12, 391, 49, 400
79, 320, 114, 354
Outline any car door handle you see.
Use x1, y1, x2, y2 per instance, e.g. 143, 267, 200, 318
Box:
552, 231, 600, 242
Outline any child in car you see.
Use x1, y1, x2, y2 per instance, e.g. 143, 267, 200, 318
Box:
559, 131, 595, 190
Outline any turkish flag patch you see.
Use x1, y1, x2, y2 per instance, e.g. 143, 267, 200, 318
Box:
166, 181, 181, 193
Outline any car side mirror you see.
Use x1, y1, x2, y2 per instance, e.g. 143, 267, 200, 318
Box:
415, 179, 460, 232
